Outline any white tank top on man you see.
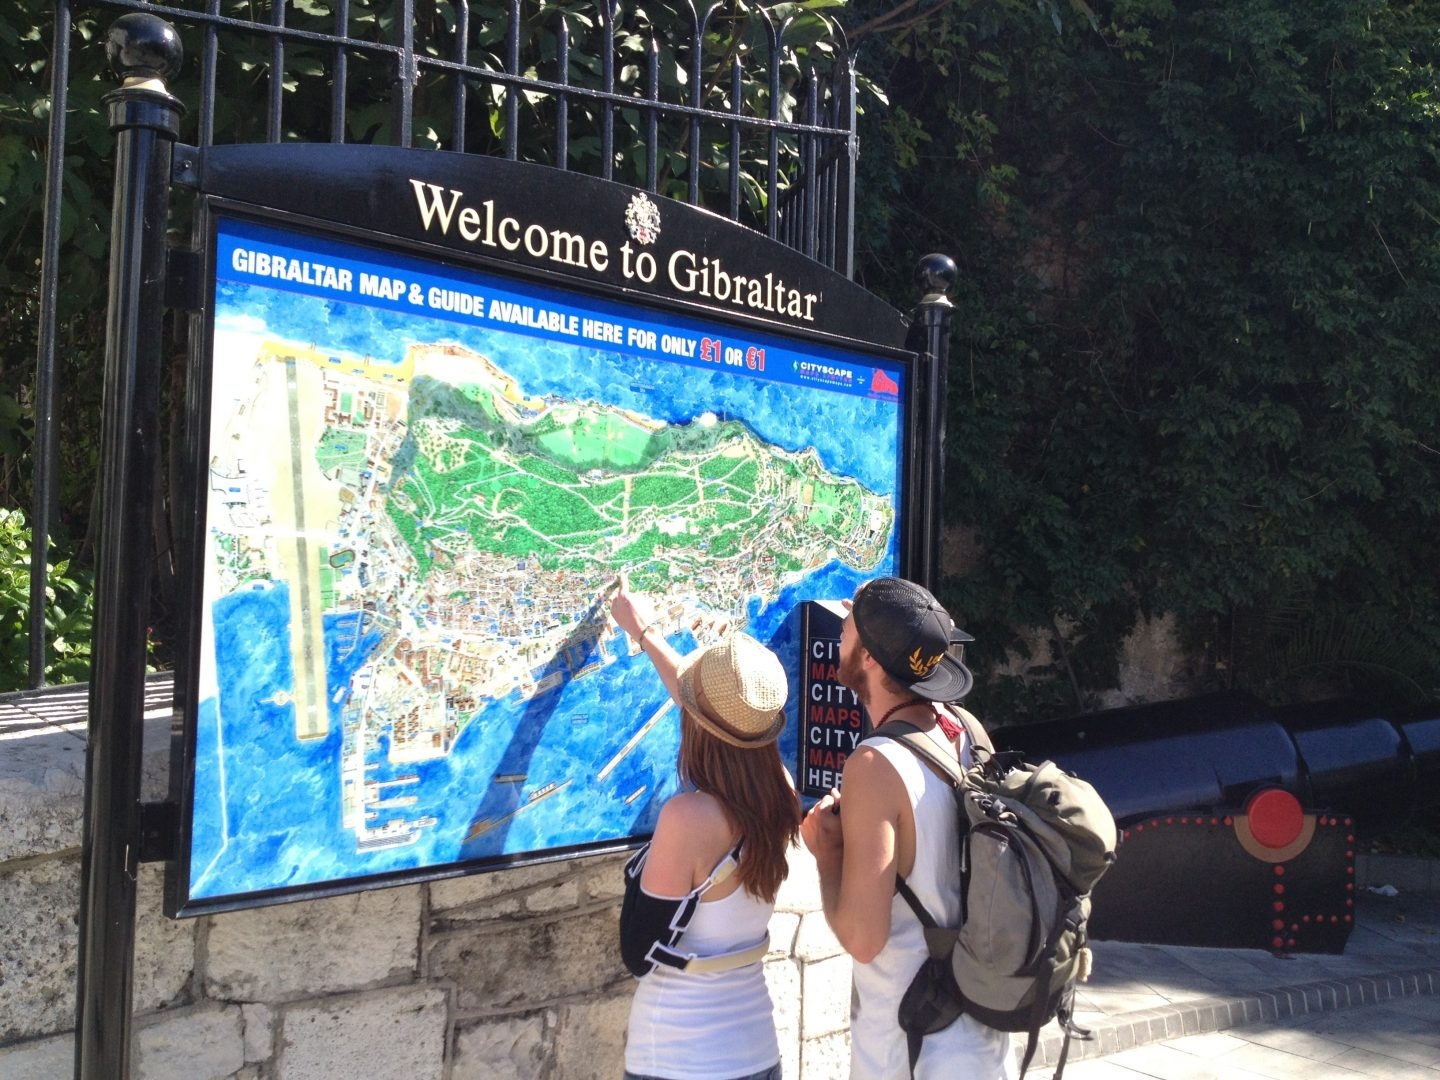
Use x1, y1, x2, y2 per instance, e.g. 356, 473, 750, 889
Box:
848, 729, 1018, 1080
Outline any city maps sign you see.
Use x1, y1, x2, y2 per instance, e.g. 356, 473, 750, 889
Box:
170, 149, 916, 914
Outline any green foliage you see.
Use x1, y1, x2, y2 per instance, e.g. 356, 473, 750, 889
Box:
1, 0, 112, 528
7, 0, 1440, 716
0, 0, 852, 683
0, 507, 93, 690
851, 0, 1440, 717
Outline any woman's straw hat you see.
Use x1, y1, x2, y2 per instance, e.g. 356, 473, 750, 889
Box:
675, 633, 788, 748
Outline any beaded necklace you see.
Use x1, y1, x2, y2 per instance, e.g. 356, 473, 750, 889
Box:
872, 697, 929, 729
872, 697, 964, 741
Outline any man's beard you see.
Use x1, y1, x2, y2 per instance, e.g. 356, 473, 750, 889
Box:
837, 642, 867, 704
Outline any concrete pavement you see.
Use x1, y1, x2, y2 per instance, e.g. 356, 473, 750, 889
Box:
1025, 880, 1440, 1078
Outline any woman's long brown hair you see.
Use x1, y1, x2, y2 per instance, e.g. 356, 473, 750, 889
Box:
678, 711, 802, 904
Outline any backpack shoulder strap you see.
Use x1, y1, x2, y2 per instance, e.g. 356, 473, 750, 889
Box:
873, 718, 966, 788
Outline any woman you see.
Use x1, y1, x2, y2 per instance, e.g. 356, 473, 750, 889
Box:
611, 573, 802, 1080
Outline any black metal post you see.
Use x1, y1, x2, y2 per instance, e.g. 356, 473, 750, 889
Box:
75, 15, 183, 1080
908, 254, 957, 593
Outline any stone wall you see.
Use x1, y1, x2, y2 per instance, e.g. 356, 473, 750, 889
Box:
0, 681, 851, 1079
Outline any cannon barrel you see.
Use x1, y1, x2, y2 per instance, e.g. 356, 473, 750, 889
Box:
991, 692, 1440, 953
998, 692, 1440, 834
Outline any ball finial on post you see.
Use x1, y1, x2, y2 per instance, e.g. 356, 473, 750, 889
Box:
916, 253, 957, 304
106, 13, 184, 85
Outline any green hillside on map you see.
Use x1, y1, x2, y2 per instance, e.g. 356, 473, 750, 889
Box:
382, 369, 891, 591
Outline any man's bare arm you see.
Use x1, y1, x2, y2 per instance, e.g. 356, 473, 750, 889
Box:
801, 746, 906, 963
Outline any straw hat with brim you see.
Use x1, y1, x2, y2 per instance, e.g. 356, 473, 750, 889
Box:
675, 633, 788, 748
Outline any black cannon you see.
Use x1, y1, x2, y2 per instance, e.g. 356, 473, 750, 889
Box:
998, 693, 1440, 953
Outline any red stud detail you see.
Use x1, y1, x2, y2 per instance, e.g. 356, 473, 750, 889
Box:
1346, 898, 1354, 908
1167, 818, 1175, 825
1274, 884, 1286, 895
1291, 923, 1300, 932
1151, 820, 1160, 828
1134, 825, 1143, 833
1331, 915, 1340, 924
1272, 918, 1285, 930
1344, 818, 1353, 826
1344, 915, 1352, 923
1223, 816, 1234, 826
1273, 901, 1285, 912
1248, 790, 1306, 850
1287, 938, 1297, 947
1346, 850, 1354, 858
1301, 915, 1311, 923
1274, 865, 1286, 876
1271, 936, 1285, 949
1346, 835, 1355, 843
1345, 866, 1354, 875
1210, 817, 1219, 826
1346, 883, 1355, 892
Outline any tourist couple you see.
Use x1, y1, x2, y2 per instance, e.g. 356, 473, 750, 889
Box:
610, 572, 1016, 1080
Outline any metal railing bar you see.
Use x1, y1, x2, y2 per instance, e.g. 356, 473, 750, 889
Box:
684, 2, 709, 207
600, 0, 615, 180
27, 0, 75, 689
555, 14, 569, 168
644, 37, 658, 191
266, 0, 285, 142
450, 0, 468, 151
504, 0, 520, 158
727, 57, 741, 220
396, 0, 416, 145
199, 0, 217, 146
331, 0, 350, 142
801, 69, 818, 260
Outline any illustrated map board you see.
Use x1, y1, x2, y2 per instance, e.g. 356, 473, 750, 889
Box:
175, 209, 912, 912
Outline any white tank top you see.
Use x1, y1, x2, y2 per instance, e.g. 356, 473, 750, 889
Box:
625, 882, 779, 1079
849, 732, 1016, 1080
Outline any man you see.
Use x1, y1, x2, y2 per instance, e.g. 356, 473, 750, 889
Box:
800, 577, 1016, 1079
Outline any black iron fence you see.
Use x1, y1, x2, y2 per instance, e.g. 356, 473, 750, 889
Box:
23, 0, 859, 687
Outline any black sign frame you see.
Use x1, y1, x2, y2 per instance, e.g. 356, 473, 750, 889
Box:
166, 147, 920, 916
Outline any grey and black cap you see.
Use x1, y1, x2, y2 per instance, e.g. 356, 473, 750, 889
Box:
851, 577, 974, 701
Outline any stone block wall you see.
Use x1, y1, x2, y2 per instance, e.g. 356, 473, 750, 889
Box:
0, 683, 850, 1079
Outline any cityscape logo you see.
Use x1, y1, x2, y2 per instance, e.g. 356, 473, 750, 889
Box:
792, 359, 855, 389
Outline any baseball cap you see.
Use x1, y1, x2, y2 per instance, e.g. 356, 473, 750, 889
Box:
850, 577, 975, 701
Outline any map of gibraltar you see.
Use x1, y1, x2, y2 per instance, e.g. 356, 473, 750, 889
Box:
187, 217, 905, 901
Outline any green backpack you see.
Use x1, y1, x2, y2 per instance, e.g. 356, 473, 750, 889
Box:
877, 709, 1118, 1078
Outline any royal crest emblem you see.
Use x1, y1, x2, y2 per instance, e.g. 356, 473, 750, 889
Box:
625, 192, 662, 246
907, 648, 944, 678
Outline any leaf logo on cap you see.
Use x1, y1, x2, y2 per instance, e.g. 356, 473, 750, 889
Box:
907, 648, 943, 677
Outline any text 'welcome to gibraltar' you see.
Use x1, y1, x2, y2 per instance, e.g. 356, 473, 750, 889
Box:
408, 180, 823, 324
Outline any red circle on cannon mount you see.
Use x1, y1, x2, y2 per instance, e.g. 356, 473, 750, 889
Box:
1247, 789, 1305, 849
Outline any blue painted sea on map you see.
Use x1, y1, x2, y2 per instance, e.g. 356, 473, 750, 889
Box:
192, 281, 900, 900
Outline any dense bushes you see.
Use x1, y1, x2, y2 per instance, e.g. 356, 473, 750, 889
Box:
4, 0, 1440, 710
851, 0, 1440, 717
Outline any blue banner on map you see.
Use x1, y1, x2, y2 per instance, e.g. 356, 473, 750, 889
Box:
216, 217, 906, 403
